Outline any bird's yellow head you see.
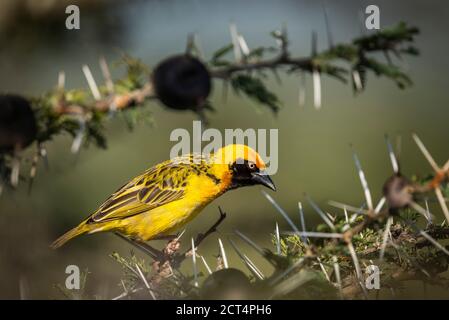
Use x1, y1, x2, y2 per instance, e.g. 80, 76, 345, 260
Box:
212, 144, 276, 191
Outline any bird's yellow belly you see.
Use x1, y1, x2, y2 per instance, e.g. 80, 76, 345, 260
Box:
119, 201, 204, 240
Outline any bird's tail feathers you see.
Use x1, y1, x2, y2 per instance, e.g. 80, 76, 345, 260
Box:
50, 224, 87, 249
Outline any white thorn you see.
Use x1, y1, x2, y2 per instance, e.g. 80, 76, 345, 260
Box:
200, 255, 212, 275
412, 134, 440, 173
419, 230, 449, 257
135, 264, 156, 300
317, 256, 331, 282
379, 216, 393, 261
176, 229, 186, 241
435, 187, 449, 225
58, 71, 65, 90
243, 254, 265, 280
99, 56, 114, 94
344, 206, 349, 224
353, 152, 374, 211
329, 201, 368, 215
442, 158, 449, 172
332, 256, 343, 298
307, 195, 336, 230
275, 222, 281, 255
425, 199, 433, 225
375, 197, 386, 214
191, 238, 198, 288
298, 202, 308, 242
262, 190, 300, 233
71, 118, 86, 154
352, 69, 363, 91
409, 201, 434, 222
229, 23, 242, 63
385, 135, 399, 173
10, 157, 20, 187
312, 69, 321, 109
283, 231, 343, 239
347, 242, 363, 284
82, 64, 102, 101
237, 34, 250, 57
218, 238, 229, 269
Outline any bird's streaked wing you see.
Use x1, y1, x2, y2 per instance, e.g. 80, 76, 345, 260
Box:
87, 159, 195, 223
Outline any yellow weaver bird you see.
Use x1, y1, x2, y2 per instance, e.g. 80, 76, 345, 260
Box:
51, 144, 275, 249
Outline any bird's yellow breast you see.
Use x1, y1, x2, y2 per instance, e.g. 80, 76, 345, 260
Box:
118, 165, 231, 240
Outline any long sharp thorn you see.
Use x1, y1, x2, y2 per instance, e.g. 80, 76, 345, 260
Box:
347, 242, 363, 284
385, 135, 399, 173
82, 65, 101, 100
317, 256, 331, 282
237, 34, 250, 57
229, 23, 242, 63
218, 238, 229, 269
442, 158, 449, 172
332, 256, 343, 299
71, 118, 86, 154
328, 200, 369, 215
306, 195, 336, 230
409, 201, 433, 222
353, 152, 374, 211
135, 264, 156, 300
352, 69, 363, 92
312, 69, 322, 109
262, 191, 300, 233
191, 238, 199, 287
275, 222, 281, 255
234, 230, 265, 256
412, 134, 440, 172
435, 187, 449, 224
419, 230, 449, 257
375, 197, 386, 214
425, 199, 433, 225
243, 254, 265, 280
344, 206, 349, 224
283, 231, 343, 239
379, 216, 394, 261
298, 202, 308, 242
228, 238, 264, 280
99, 56, 114, 94
11, 156, 20, 187
176, 229, 186, 241
200, 255, 212, 275
57, 71, 65, 90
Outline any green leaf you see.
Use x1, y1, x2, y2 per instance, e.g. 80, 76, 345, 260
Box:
230, 74, 281, 113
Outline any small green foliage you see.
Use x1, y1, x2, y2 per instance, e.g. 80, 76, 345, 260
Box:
115, 54, 151, 90
231, 74, 281, 113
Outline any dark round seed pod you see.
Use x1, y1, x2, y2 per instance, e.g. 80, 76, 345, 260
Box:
0, 94, 37, 152
152, 55, 211, 110
383, 174, 413, 211
200, 268, 253, 300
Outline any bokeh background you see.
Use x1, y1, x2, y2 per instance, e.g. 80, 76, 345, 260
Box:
1, 0, 449, 299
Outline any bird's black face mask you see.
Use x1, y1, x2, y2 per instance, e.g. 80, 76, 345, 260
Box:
229, 159, 276, 191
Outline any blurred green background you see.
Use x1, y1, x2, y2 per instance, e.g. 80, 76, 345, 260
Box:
1, 0, 449, 299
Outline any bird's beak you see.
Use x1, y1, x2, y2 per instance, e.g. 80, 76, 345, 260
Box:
252, 172, 276, 191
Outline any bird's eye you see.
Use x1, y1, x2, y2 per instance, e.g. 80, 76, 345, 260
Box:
248, 162, 256, 171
